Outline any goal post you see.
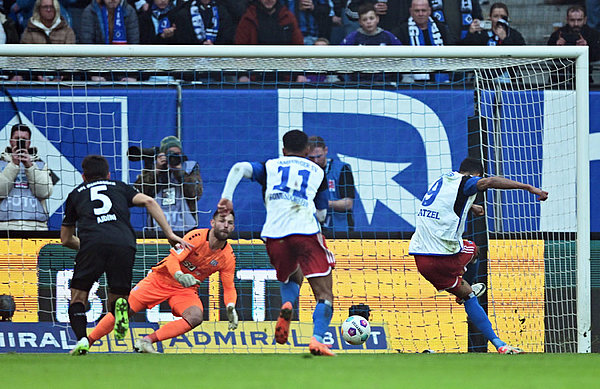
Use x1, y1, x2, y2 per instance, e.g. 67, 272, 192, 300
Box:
0, 45, 590, 354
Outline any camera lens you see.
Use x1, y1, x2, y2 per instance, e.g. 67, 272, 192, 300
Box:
16, 139, 27, 150
168, 153, 183, 166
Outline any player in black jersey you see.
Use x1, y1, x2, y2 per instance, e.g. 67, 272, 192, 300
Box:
61, 155, 192, 355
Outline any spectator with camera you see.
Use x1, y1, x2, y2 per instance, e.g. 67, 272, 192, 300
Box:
461, 2, 524, 46
0, 124, 54, 231
548, 5, 600, 62
133, 136, 203, 233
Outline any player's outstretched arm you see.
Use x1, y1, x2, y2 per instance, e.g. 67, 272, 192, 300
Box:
218, 162, 254, 215
132, 193, 194, 249
477, 176, 548, 201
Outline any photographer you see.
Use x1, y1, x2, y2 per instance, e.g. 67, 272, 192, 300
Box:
0, 124, 54, 231
461, 2, 525, 46
548, 6, 600, 62
133, 136, 203, 233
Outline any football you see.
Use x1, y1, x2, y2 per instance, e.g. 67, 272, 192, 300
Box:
341, 315, 371, 345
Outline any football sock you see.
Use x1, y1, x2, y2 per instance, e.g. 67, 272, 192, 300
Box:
152, 318, 193, 342
312, 299, 333, 343
68, 302, 88, 341
464, 294, 506, 349
280, 281, 300, 307
88, 313, 115, 345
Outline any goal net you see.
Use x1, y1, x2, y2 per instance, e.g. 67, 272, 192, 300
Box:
0, 45, 590, 354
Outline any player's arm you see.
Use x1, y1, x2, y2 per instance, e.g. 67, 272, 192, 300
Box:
314, 173, 328, 222
218, 161, 260, 214
160, 232, 198, 288
60, 225, 80, 250
476, 176, 548, 201
220, 258, 239, 330
132, 192, 194, 249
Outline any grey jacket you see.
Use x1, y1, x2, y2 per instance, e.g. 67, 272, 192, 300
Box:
80, 0, 139, 44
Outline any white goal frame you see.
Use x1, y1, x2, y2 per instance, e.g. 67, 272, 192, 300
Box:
0, 44, 590, 353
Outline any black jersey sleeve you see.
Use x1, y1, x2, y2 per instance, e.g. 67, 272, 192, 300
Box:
119, 181, 140, 207
338, 164, 356, 199
62, 191, 78, 226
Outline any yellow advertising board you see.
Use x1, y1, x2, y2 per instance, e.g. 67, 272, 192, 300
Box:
0, 237, 545, 353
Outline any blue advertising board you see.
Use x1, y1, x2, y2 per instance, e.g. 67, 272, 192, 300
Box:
1, 88, 599, 232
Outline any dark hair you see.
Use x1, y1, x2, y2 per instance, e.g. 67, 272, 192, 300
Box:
567, 5, 586, 17
82, 155, 110, 182
10, 124, 31, 138
358, 2, 376, 17
490, 2, 509, 18
459, 157, 484, 176
212, 209, 235, 219
308, 135, 326, 149
283, 130, 308, 153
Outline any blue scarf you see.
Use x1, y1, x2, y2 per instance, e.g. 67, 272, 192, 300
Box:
102, 4, 127, 44
407, 16, 443, 46
430, 0, 473, 39
152, 3, 172, 34
190, 0, 219, 43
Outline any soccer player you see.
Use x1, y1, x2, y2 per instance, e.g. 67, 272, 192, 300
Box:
409, 157, 548, 354
84, 210, 239, 353
62, 155, 190, 356
218, 130, 336, 356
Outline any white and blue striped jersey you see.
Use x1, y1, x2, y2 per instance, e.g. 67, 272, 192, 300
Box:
409, 172, 481, 256
250, 157, 328, 239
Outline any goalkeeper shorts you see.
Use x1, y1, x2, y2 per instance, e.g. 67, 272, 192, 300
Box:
129, 272, 203, 317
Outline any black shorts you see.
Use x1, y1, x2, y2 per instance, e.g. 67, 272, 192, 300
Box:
71, 244, 136, 295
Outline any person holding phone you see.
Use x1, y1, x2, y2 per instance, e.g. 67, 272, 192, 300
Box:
461, 2, 525, 46
0, 124, 55, 231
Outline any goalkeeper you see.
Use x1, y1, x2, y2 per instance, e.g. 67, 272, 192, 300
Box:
86, 210, 239, 353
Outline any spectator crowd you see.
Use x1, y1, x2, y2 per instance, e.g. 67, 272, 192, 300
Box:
0, 0, 597, 62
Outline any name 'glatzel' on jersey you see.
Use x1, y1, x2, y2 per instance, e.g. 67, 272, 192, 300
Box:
252, 156, 327, 239
62, 179, 139, 253
409, 172, 481, 256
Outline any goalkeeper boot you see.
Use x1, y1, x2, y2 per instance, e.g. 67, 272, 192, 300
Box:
113, 298, 129, 340
134, 337, 160, 354
309, 337, 336, 357
70, 337, 89, 356
456, 282, 487, 305
275, 301, 293, 344
498, 345, 524, 355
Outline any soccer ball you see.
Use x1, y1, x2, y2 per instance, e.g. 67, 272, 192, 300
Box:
341, 315, 371, 345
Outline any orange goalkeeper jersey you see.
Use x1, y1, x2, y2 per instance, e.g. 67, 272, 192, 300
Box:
151, 228, 237, 306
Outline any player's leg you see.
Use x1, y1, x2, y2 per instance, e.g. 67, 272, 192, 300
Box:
266, 237, 302, 344
105, 245, 136, 340
299, 234, 336, 356
135, 288, 202, 353
68, 288, 91, 355
68, 248, 106, 355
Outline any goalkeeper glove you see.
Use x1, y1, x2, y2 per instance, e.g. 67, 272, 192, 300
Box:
174, 271, 197, 288
226, 303, 238, 330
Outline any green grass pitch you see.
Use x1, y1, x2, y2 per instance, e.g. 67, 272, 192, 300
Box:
2, 353, 600, 388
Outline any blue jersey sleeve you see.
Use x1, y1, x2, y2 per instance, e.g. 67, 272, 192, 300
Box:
250, 162, 266, 186
463, 176, 482, 196
314, 189, 328, 211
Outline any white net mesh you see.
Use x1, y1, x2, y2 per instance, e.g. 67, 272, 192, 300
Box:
0, 46, 588, 354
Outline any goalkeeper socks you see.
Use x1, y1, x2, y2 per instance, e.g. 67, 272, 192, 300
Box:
153, 318, 193, 342
312, 299, 333, 343
88, 313, 115, 345
463, 295, 506, 349
68, 302, 88, 340
280, 281, 300, 307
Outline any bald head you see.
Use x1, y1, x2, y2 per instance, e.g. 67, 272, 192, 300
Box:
410, 0, 431, 28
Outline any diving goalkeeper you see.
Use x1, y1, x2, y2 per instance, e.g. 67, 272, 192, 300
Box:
85, 210, 239, 353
